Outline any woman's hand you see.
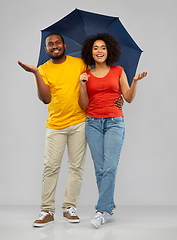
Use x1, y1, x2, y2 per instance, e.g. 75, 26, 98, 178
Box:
133, 71, 147, 81
120, 70, 147, 104
80, 72, 90, 84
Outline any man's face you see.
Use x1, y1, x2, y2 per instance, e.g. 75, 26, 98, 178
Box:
45, 35, 66, 60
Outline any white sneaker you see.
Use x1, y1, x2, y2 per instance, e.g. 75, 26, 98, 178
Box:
91, 212, 105, 229
102, 212, 116, 224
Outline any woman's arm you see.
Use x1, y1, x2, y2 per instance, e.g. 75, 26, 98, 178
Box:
78, 73, 89, 111
120, 70, 147, 103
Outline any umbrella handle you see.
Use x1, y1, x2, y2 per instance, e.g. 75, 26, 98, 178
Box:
82, 65, 88, 82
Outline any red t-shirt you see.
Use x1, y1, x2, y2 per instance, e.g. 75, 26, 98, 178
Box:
86, 65, 124, 118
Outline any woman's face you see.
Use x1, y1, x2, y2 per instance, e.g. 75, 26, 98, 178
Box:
92, 40, 108, 64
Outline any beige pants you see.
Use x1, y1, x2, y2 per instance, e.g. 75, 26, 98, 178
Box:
41, 122, 86, 214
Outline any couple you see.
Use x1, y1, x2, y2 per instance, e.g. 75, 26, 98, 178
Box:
18, 32, 147, 229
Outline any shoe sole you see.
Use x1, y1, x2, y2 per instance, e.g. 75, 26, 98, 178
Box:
63, 217, 80, 223
103, 219, 116, 224
91, 219, 100, 229
33, 220, 54, 227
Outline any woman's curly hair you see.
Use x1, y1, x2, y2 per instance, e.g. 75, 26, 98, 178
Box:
81, 33, 121, 66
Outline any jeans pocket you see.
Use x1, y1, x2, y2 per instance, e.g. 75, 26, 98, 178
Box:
86, 116, 94, 123
111, 117, 124, 123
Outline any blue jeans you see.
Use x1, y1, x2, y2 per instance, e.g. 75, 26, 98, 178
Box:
85, 116, 125, 213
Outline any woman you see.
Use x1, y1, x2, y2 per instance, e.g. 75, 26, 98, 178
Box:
79, 33, 147, 229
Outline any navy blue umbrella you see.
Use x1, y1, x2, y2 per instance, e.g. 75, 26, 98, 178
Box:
37, 8, 142, 86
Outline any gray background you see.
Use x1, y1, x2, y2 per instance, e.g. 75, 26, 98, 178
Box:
0, 0, 176, 207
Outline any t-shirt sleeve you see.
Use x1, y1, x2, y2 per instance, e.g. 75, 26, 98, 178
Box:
34, 66, 49, 85
38, 67, 49, 85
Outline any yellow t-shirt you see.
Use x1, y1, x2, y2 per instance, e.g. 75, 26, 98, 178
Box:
38, 56, 87, 129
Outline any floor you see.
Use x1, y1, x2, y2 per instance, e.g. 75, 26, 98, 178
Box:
0, 205, 176, 240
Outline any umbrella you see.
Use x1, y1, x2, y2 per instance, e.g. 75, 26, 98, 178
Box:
37, 8, 142, 86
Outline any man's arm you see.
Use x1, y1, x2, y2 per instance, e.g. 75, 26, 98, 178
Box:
18, 61, 51, 104
114, 96, 124, 110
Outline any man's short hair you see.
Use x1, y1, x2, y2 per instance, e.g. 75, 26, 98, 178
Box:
44, 32, 65, 47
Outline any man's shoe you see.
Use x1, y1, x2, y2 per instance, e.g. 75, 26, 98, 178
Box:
63, 207, 80, 223
102, 212, 116, 224
33, 211, 54, 227
91, 211, 104, 229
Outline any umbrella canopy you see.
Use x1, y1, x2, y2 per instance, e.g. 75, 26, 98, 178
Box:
37, 8, 142, 86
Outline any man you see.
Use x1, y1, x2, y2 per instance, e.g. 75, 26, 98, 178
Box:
18, 32, 123, 227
